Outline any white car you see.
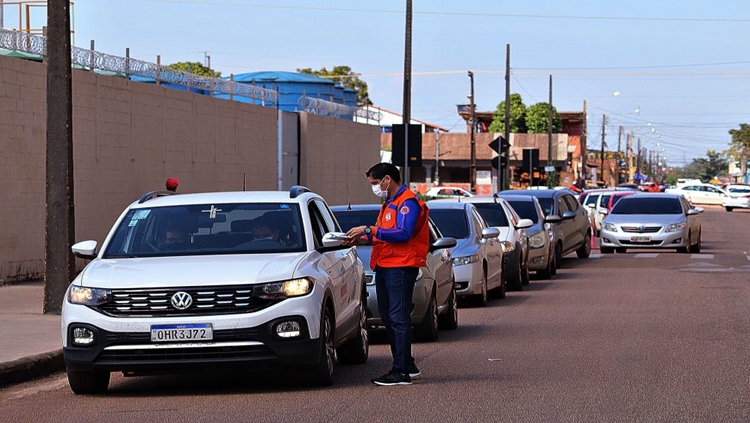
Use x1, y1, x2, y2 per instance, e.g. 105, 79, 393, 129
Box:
427, 201, 503, 306
460, 196, 534, 291
665, 183, 726, 205
425, 186, 475, 199
61, 187, 369, 394
722, 184, 750, 212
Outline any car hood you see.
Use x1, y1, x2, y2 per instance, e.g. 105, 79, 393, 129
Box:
491, 226, 512, 242
77, 253, 306, 289
604, 214, 685, 226
450, 237, 481, 257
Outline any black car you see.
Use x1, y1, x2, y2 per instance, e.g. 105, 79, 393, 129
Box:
497, 189, 591, 266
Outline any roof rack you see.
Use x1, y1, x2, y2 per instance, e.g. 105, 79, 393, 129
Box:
138, 190, 175, 204
290, 186, 311, 199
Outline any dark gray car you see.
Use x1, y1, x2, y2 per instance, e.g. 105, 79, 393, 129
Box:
498, 189, 591, 266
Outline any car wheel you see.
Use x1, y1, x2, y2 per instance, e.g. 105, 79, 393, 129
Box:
414, 290, 439, 342
550, 247, 557, 275
615, 247, 627, 254
726, 207, 734, 212
693, 230, 702, 253
438, 285, 459, 330
555, 242, 563, 269
576, 232, 592, 258
305, 307, 335, 386
337, 289, 369, 364
508, 254, 523, 291
601, 246, 614, 254
67, 371, 110, 395
475, 268, 489, 307
537, 254, 553, 279
677, 231, 691, 254
521, 254, 531, 286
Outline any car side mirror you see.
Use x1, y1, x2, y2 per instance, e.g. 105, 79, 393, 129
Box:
544, 215, 562, 224
430, 237, 457, 252
687, 208, 703, 215
562, 211, 577, 220
72, 240, 98, 260
516, 218, 534, 229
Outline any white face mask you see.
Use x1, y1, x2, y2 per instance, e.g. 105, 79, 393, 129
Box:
372, 178, 390, 198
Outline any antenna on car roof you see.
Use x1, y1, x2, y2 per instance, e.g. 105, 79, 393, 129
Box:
346, 184, 352, 210
243, 173, 247, 191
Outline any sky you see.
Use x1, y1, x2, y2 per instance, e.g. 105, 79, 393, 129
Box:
6, 0, 750, 167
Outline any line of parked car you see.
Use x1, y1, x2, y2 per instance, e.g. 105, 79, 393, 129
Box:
59, 181, 711, 394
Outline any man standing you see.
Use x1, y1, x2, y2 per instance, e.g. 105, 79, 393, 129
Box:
345, 163, 430, 386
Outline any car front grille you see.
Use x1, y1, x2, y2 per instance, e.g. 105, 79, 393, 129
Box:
620, 225, 661, 233
96, 344, 274, 363
96, 285, 278, 317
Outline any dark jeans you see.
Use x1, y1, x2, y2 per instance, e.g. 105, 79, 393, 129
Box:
375, 266, 418, 374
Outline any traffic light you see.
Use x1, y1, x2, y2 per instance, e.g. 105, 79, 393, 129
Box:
489, 135, 510, 171
392, 124, 423, 167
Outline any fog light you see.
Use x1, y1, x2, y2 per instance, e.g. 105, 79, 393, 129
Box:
72, 327, 95, 345
275, 321, 301, 338
531, 257, 542, 264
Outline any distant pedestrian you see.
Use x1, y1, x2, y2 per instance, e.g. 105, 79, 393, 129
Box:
165, 177, 179, 192
344, 162, 430, 386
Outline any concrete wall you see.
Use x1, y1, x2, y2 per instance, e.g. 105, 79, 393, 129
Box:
299, 112, 381, 207
0, 54, 378, 282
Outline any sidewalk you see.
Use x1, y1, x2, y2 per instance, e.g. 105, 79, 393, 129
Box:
0, 281, 64, 388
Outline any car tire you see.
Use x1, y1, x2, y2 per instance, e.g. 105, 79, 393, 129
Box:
601, 246, 614, 254
305, 307, 336, 386
692, 231, 702, 253
438, 285, 459, 330
555, 242, 563, 269
475, 269, 489, 307
508, 253, 523, 291
520, 253, 531, 286
726, 207, 734, 212
576, 232, 592, 258
678, 231, 691, 254
615, 247, 627, 254
337, 289, 369, 364
537, 254, 553, 280
414, 290, 439, 342
67, 371, 110, 395
550, 247, 558, 276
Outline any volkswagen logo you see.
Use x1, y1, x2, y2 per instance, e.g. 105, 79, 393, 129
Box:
171, 292, 193, 310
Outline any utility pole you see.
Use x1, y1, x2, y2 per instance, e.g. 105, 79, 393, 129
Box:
547, 75, 553, 187
468, 70, 476, 193
435, 130, 440, 184
45, 0, 75, 314
600, 114, 607, 185
402, 0, 412, 186
502, 44, 511, 191
617, 125, 623, 184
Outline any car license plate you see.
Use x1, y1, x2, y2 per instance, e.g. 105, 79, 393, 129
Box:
630, 236, 651, 243
151, 323, 213, 342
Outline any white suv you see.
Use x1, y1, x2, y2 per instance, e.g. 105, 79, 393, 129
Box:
62, 187, 368, 394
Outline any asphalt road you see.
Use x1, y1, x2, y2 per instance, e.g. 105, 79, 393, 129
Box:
2, 206, 750, 422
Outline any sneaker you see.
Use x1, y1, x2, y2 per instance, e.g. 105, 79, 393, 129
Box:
407, 365, 421, 379
371, 370, 412, 386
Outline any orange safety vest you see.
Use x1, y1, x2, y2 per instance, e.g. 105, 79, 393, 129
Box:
371, 189, 430, 269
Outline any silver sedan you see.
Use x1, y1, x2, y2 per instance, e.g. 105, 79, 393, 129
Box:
599, 193, 703, 254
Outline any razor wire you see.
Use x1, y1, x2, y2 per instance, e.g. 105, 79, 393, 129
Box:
299, 94, 382, 121
0, 29, 278, 104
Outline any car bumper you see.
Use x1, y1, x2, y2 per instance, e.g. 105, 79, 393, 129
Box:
61, 290, 324, 374
452, 262, 483, 297
527, 246, 549, 271
365, 276, 431, 327
600, 229, 688, 249
723, 199, 750, 208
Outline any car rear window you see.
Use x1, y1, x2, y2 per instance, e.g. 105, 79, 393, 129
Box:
428, 209, 470, 239
104, 203, 305, 258
505, 200, 538, 223
610, 197, 682, 215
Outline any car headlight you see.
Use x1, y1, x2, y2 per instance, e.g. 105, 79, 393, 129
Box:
453, 254, 479, 266
499, 241, 515, 253
254, 277, 313, 300
528, 232, 546, 249
602, 222, 618, 232
67, 285, 111, 306
665, 222, 687, 233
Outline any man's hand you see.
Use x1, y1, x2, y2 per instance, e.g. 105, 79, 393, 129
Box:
346, 225, 367, 239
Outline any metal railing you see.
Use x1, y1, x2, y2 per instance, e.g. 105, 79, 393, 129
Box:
0, 28, 383, 121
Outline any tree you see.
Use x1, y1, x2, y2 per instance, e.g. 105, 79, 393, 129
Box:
297, 65, 371, 106
691, 149, 729, 182
168, 61, 221, 78
728, 123, 750, 178
488, 93, 527, 133
525, 102, 562, 134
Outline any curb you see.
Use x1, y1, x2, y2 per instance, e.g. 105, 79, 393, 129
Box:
0, 349, 65, 388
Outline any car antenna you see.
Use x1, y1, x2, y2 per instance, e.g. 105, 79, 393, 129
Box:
346, 184, 352, 210
243, 173, 246, 191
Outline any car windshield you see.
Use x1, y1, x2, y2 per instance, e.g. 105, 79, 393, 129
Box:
428, 209, 470, 239
103, 203, 305, 258
506, 200, 538, 223
472, 203, 510, 227
535, 197, 554, 216
610, 197, 682, 215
